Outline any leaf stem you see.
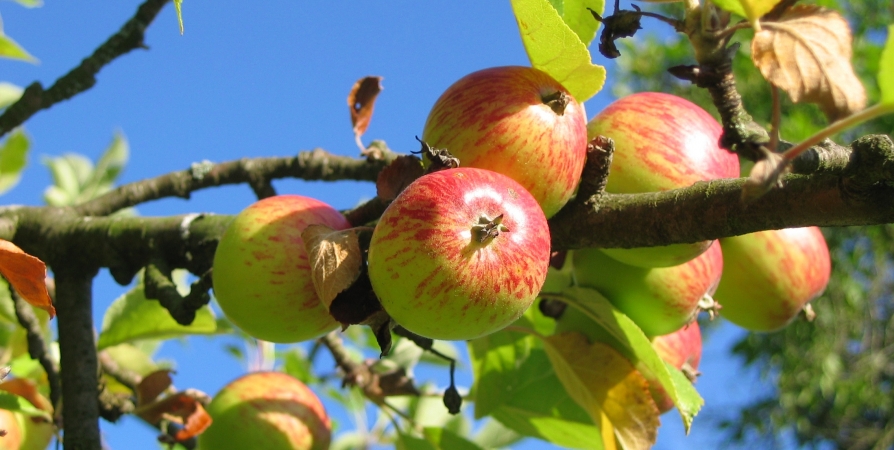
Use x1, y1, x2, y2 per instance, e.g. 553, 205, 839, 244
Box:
782, 103, 894, 162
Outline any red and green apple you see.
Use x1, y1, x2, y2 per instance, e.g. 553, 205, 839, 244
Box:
714, 226, 831, 331
572, 241, 723, 336
198, 371, 330, 450
587, 92, 740, 268
212, 195, 348, 343
367, 167, 551, 340
421, 66, 588, 218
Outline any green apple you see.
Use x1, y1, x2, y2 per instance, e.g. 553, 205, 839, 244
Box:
572, 241, 723, 336
198, 371, 330, 450
587, 92, 740, 268
421, 66, 588, 218
367, 167, 551, 340
714, 227, 831, 331
212, 195, 348, 343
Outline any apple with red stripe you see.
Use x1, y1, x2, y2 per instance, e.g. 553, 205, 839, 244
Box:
367, 167, 551, 340
421, 66, 588, 218
199, 372, 330, 450
572, 241, 723, 336
587, 92, 740, 268
212, 195, 345, 343
714, 227, 831, 331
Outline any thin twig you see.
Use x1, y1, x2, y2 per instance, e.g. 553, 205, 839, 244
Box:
0, 0, 171, 138
10, 289, 62, 418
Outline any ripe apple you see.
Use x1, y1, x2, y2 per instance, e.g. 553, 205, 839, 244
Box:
367, 167, 551, 340
587, 92, 740, 268
198, 371, 330, 450
421, 66, 588, 218
212, 195, 348, 343
714, 227, 831, 331
650, 323, 702, 413
572, 241, 723, 336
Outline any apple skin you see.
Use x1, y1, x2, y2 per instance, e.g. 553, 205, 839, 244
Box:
714, 227, 831, 331
0, 409, 54, 450
650, 323, 702, 413
367, 167, 551, 340
421, 66, 588, 218
572, 241, 723, 337
212, 195, 348, 343
198, 371, 330, 450
587, 92, 740, 268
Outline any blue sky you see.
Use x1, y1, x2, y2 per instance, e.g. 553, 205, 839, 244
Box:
0, 1, 780, 449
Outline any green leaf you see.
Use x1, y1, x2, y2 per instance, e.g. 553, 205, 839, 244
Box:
42, 153, 92, 205
710, 0, 746, 18
97, 271, 217, 350
710, 0, 780, 25
510, 0, 606, 101
9, 0, 43, 7
471, 419, 524, 449
547, 0, 605, 46
174, 0, 184, 34
0, 129, 29, 195
0, 83, 23, 109
422, 428, 484, 450
469, 310, 604, 449
0, 33, 36, 63
0, 391, 49, 419
879, 24, 894, 105
559, 286, 703, 432
78, 132, 129, 202
398, 432, 437, 450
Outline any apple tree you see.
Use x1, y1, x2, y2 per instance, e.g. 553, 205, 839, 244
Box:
0, 0, 892, 449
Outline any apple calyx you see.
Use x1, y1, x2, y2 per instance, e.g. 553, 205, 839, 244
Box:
697, 294, 721, 320
472, 214, 509, 243
541, 90, 570, 116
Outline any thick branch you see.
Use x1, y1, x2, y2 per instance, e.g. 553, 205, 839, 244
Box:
55, 269, 101, 450
0, 0, 170, 138
74, 149, 397, 217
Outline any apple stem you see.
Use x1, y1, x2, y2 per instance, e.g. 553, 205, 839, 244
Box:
541, 91, 570, 116
472, 214, 509, 243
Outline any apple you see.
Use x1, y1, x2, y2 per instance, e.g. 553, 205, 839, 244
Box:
367, 167, 551, 340
714, 227, 831, 331
198, 371, 330, 450
586, 92, 740, 268
572, 241, 723, 336
212, 195, 348, 343
650, 323, 702, 413
421, 66, 588, 218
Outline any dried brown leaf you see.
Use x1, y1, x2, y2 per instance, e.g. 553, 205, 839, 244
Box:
135, 389, 211, 430
302, 224, 363, 308
752, 5, 866, 121
348, 76, 384, 148
376, 155, 424, 201
136, 369, 175, 407
0, 239, 55, 318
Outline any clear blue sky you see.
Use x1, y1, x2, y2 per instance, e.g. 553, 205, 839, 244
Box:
0, 1, 782, 449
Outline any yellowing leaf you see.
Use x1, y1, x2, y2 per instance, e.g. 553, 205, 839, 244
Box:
302, 224, 363, 308
0, 240, 54, 318
880, 25, 894, 105
174, 0, 184, 35
544, 332, 660, 450
0, 34, 36, 63
752, 5, 866, 121
511, 0, 606, 102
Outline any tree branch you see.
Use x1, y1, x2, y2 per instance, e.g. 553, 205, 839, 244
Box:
0, 0, 171, 139
74, 149, 397, 217
11, 290, 62, 422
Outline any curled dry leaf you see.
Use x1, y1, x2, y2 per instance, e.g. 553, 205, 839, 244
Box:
376, 155, 424, 201
544, 332, 660, 450
752, 5, 866, 121
135, 390, 212, 442
742, 151, 789, 202
136, 369, 175, 407
348, 76, 384, 153
302, 224, 363, 308
0, 239, 55, 318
